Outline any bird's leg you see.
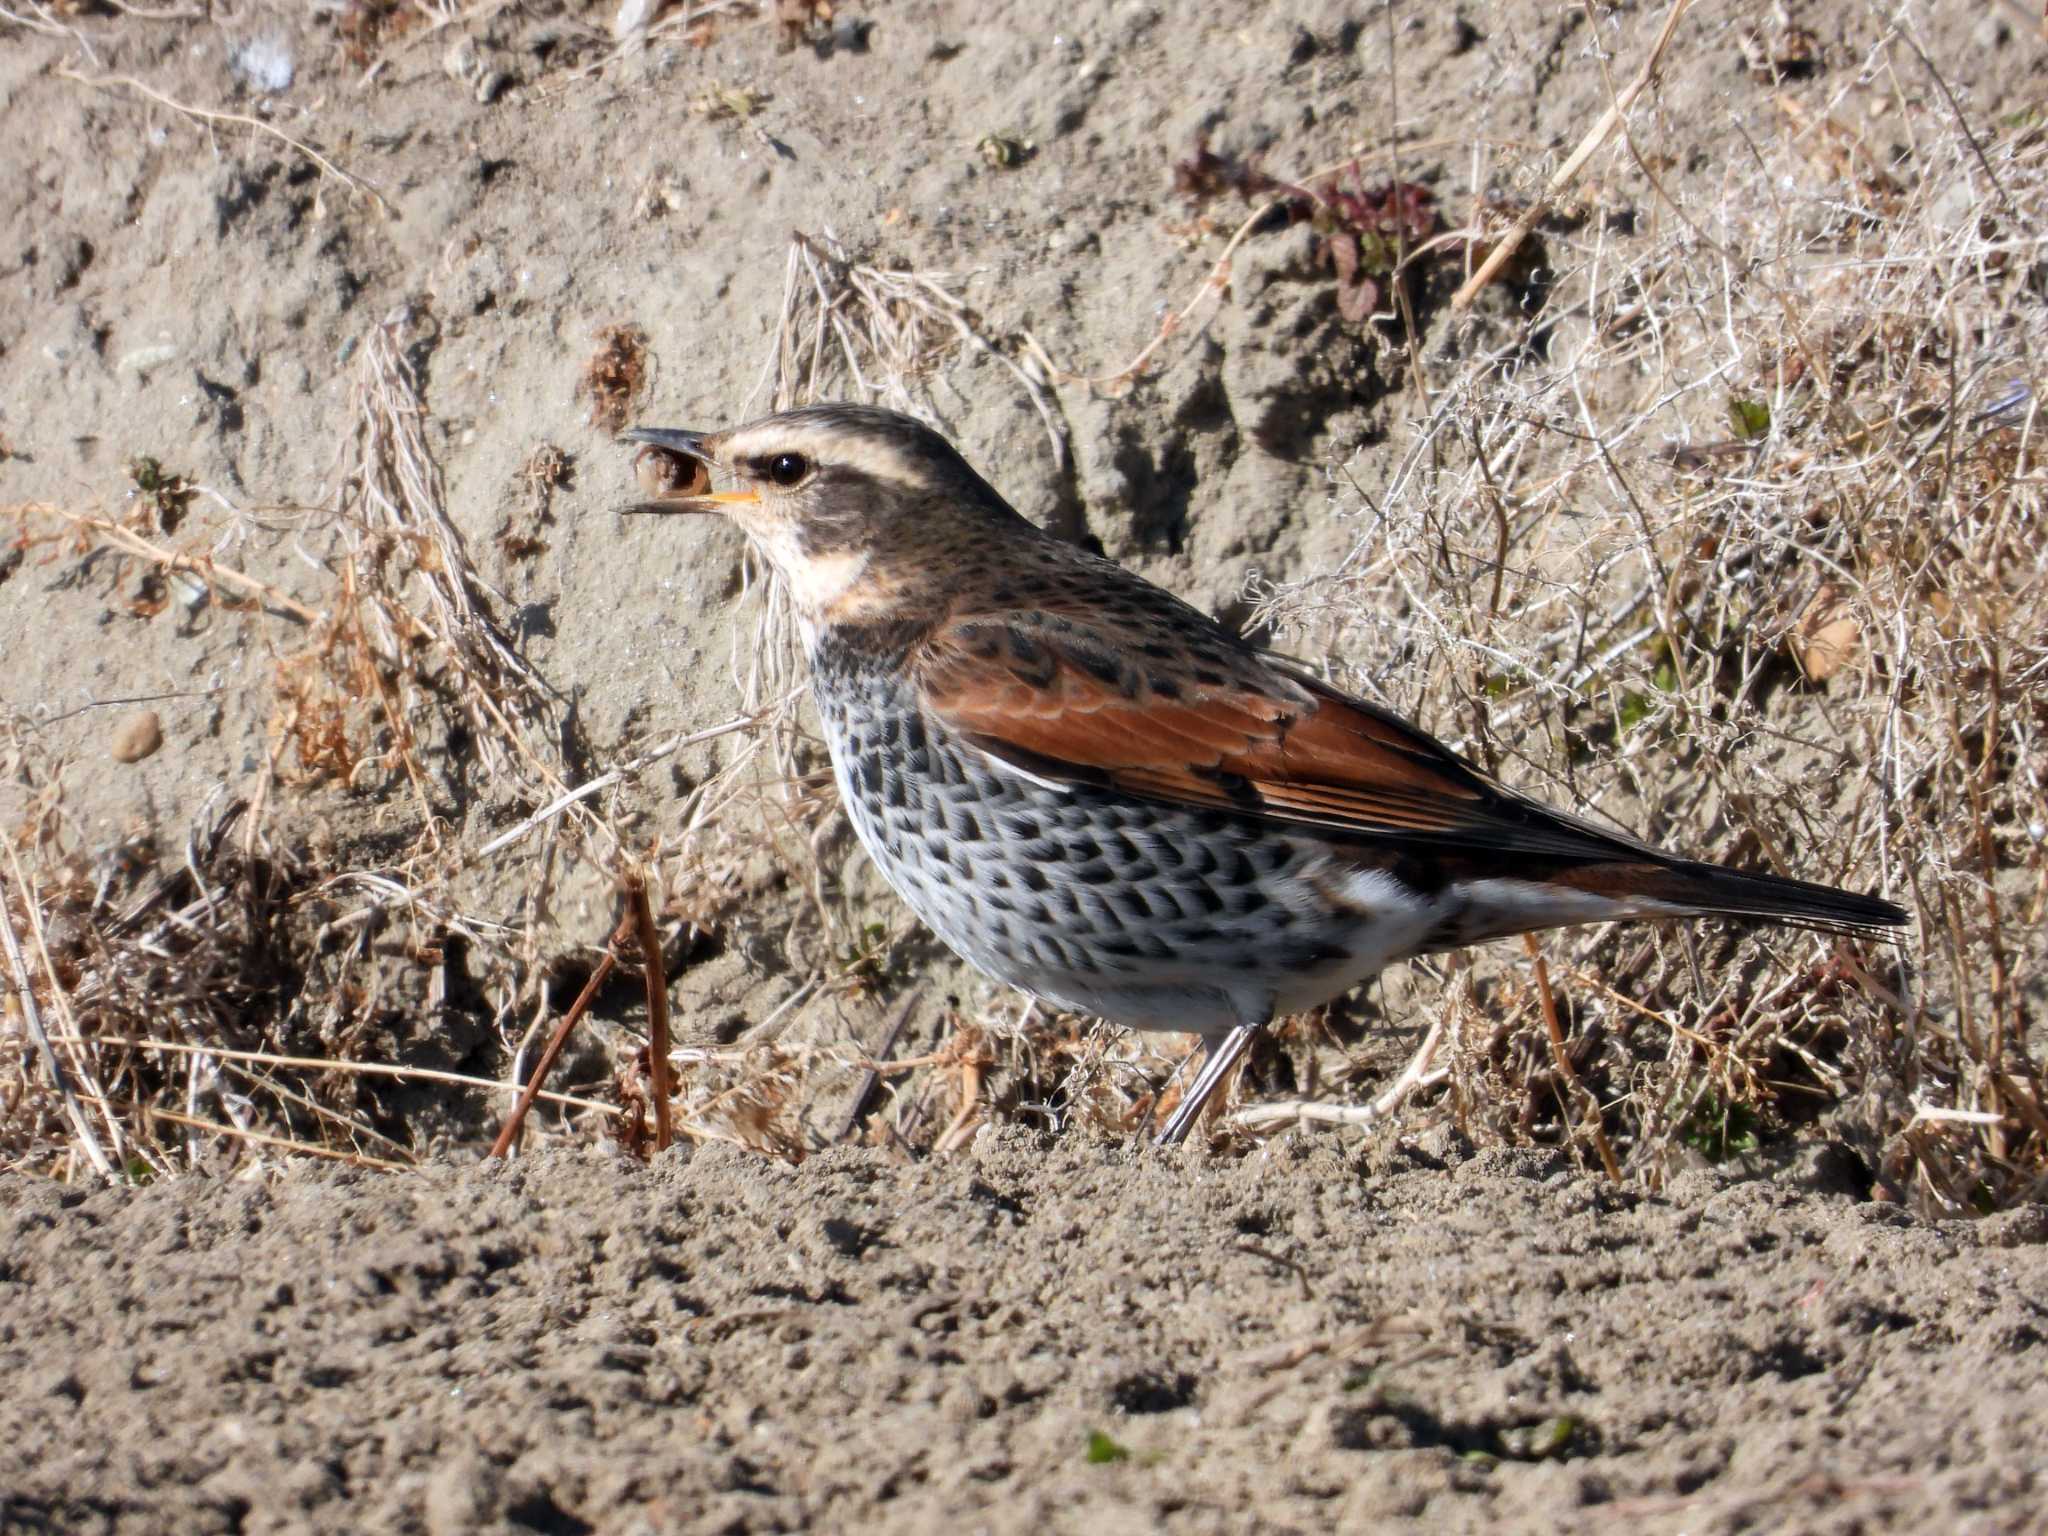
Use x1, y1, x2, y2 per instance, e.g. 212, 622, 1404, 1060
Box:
1154, 1021, 1265, 1147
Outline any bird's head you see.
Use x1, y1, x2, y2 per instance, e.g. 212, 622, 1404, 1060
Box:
622, 404, 1027, 626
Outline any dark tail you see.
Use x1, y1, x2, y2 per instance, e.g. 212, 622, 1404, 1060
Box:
1599, 859, 1910, 938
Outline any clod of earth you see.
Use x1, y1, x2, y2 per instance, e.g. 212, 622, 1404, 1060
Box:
633, 444, 710, 501
110, 709, 163, 764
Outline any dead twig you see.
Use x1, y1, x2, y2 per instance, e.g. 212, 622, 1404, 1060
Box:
834, 988, 920, 1145
1525, 933, 1621, 1183
1, 858, 116, 1178
625, 870, 674, 1152
46, 1036, 624, 1119
57, 67, 398, 219
139, 1106, 409, 1170
1451, 0, 1692, 309
489, 908, 632, 1159
21, 507, 322, 626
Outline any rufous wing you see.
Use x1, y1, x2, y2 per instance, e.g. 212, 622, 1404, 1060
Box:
914, 611, 1646, 860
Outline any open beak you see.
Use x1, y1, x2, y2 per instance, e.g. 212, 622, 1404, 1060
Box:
618, 426, 760, 513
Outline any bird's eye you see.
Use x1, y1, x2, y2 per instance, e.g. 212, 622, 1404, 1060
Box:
768, 452, 809, 486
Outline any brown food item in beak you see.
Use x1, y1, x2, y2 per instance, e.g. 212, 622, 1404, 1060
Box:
633, 443, 712, 500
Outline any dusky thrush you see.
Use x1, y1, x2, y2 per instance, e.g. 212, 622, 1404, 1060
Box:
623, 404, 1907, 1145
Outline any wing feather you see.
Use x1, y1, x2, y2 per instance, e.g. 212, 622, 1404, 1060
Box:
915, 610, 1648, 861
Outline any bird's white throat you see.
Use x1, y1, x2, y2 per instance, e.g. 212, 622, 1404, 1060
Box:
747, 524, 871, 639
784, 548, 870, 613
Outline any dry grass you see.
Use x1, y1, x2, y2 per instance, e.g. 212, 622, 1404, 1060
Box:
2, 301, 623, 1175
1234, 81, 2047, 1209
735, 58, 2047, 1205
0, 230, 1076, 1178
2, 57, 2041, 1212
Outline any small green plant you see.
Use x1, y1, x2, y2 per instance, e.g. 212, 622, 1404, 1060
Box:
1617, 647, 1681, 733
1314, 171, 1437, 322
1727, 397, 1772, 440
836, 920, 895, 994
128, 455, 194, 534
1172, 139, 1443, 323
1681, 1092, 1762, 1161
978, 135, 1034, 170
1465, 1415, 1585, 1464
1083, 1430, 1130, 1465
1499, 1415, 1579, 1460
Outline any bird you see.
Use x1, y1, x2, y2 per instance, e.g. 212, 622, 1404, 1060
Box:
620, 404, 1908, 1146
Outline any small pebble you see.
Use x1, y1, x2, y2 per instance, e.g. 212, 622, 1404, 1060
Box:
231, 37, 295, 93
111, 710, 163, 764
612, 0, 657, 41
117, 344, 179, 379
443, 37, 479, 84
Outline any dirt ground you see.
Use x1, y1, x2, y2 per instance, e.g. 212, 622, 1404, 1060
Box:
4, 1137, 2047, 1535
4, 0, 2047, 1530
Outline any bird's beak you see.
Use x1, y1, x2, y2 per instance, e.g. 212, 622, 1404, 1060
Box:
618, 426, 760, 513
